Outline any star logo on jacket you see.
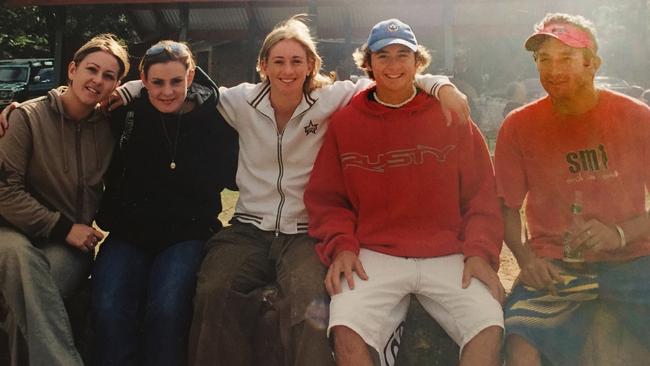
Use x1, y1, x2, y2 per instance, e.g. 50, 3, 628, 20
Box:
304, 120, 318, 135
0, 162, 10, 185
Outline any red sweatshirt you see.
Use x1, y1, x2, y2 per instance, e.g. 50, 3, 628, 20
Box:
304, 88, 503, 269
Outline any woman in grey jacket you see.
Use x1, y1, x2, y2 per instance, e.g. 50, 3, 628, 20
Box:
0, 34, 129, 366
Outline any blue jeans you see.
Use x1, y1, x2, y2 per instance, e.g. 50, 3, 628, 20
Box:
91, 237, 205, 366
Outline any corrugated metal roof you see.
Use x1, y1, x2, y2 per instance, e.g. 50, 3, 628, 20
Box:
252, 6, 309, 30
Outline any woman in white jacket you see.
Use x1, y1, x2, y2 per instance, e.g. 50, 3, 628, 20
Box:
115, 15, 469, 366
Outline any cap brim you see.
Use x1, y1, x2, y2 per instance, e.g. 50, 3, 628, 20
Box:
525, 31, 592, 51
524, 33, 553, 51
369, 38, 418, 52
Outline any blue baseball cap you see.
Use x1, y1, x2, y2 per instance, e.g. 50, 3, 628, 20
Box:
367, 19, 418, 52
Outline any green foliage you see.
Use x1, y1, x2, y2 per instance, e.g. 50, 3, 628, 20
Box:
64, 5, 140, 45
0, 6, 49, 58
0, 5, 139, 59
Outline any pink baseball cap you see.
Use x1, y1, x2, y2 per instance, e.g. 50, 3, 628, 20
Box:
525, 22, 596, 52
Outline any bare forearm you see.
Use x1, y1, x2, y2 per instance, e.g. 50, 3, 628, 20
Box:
502, 203, 535, 264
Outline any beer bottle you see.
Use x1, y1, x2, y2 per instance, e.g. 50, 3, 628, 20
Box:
563, 191, 585, 262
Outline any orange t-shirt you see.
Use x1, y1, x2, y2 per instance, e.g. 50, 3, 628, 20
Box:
495, 90, 650, 261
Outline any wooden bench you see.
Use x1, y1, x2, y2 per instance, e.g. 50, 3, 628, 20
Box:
3, 286, 649, 366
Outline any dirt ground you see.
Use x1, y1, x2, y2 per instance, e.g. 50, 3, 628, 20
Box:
220, 190, 521, 292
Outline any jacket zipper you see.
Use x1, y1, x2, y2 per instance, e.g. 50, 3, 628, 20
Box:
274, 129, 286, 236
75, 123, 84, 222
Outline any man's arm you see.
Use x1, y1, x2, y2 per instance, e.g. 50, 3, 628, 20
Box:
457, 123, 503, 268
568, 214, 650, 254
571, 108, 650, 254
415, 75, 470, 124
494, 116, 563, 293
304, 122, 367, 296
455, 123, 505, 302
502, 203, 562, 293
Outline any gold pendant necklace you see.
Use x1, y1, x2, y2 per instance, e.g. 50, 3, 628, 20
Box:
160, 108, 183, 170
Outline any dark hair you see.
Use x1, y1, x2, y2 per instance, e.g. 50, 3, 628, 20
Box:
139, 40, 196, 78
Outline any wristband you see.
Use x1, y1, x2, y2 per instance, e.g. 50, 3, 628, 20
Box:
614, 224, 626, 249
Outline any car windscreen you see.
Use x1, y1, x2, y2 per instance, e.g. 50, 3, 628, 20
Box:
0, 66, 28, 83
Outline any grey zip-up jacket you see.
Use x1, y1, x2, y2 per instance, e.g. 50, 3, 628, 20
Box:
0, 87, 114, 240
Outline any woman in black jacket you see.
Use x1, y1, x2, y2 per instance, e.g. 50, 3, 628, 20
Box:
92, 41, 238, 366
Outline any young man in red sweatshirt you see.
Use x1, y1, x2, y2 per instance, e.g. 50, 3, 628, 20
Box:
304, 18, 504, 366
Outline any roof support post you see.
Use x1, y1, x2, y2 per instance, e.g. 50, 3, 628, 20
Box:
179, 3, 189, 41
442, 0, 454, 73
52, 6, 66, 87
246, 4, 259, 82
308, 0, 318, 38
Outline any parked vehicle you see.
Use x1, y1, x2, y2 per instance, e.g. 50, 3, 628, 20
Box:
0, 58, 55, 108
516, 76, 644, 102
594, 76, 644, 99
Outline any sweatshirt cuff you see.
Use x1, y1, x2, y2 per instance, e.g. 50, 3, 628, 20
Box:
49, 215, 73, 242
117, 80, 144, 105
332, 242, 360, 263
463, 243, 500, 271
414, 74, 452, 100
433, 81, 453, 100
316, 237, 360, 266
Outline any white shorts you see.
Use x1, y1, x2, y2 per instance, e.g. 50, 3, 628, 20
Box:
328, 249, 504, 366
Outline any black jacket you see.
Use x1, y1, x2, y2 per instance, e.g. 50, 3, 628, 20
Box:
96, 75, 238, 251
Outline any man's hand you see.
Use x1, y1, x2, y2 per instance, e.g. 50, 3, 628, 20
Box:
0, 102, 19, 137
438, 85, 471, 126
516, 250, 563, 294
462, 256, 505, 304
569, 219, 621, 253
325, 250, 368, 296
66, 224, 104, 253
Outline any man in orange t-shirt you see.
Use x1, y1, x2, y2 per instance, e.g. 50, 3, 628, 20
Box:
495, 12, 650, 366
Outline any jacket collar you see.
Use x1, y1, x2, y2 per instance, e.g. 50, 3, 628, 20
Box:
246, 81, 318, 122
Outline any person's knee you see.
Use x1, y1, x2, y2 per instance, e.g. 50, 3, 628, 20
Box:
146, 292, 190, 323
465, 325, 503, 350
0, 231, 41, 269
92, 289, 130, 325
477, 325, 503, 342
332, 326, 366, 355
505, 334, 540, 365
195, 273, 234, 302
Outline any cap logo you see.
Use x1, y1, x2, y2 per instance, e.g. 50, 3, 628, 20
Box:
387, 23, 399, 32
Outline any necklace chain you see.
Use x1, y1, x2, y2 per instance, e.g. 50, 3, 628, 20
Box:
160, 109, 183, 170
373, 85, 418, 108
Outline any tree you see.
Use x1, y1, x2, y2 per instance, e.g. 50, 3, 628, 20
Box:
0, 5, 139, 59
0, 6, 49, 58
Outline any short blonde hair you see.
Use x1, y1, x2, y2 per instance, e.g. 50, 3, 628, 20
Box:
352, 43, 431, 80
73, 33, 130, 80
256, 14, 333, 92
